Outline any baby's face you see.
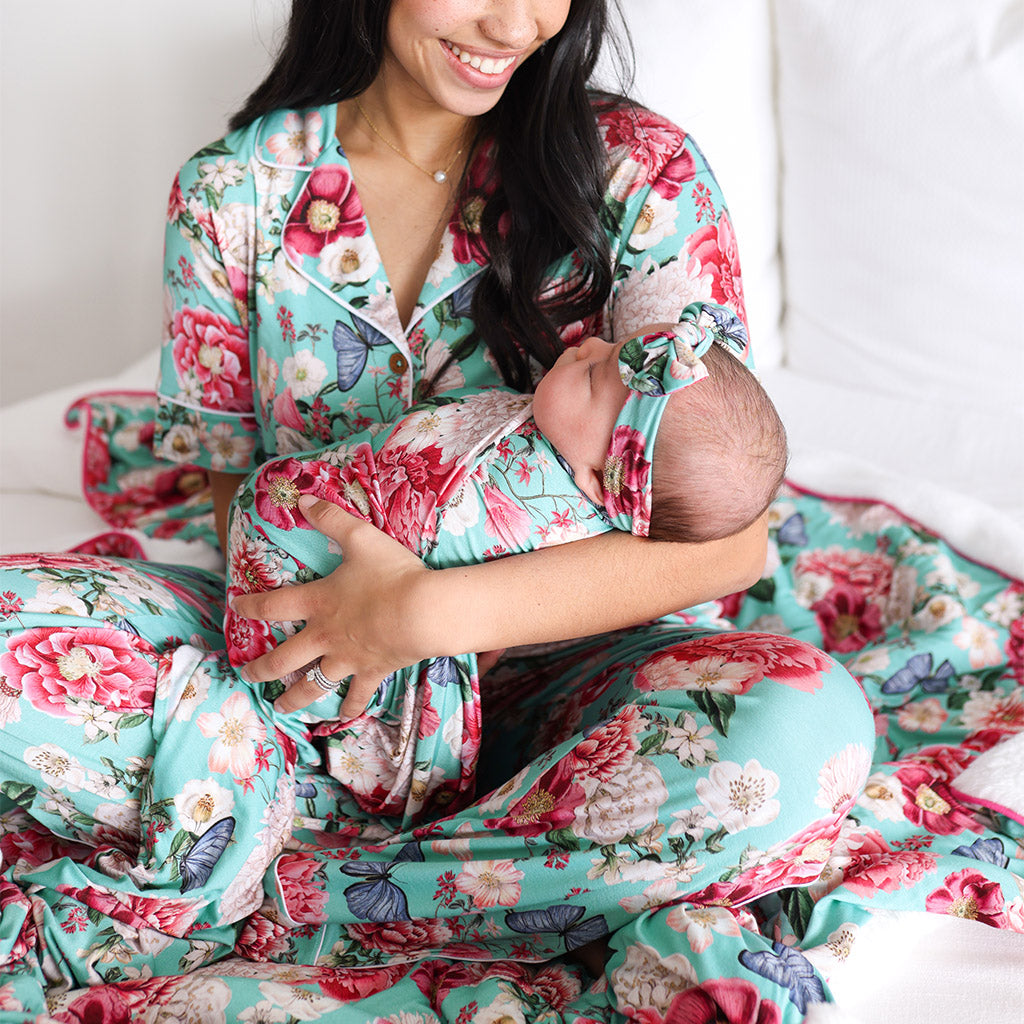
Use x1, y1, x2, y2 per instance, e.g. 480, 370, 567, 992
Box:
533, 336, 631, 503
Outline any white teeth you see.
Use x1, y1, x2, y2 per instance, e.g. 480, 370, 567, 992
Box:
447, 42, 514, 75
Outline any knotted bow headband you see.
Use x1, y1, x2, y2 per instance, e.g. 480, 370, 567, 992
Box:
602, 301, 752, 537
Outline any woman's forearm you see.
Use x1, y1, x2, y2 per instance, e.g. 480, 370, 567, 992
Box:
407, 514, 770, 659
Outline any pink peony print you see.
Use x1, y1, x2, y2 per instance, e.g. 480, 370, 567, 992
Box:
925, 868, 1008, 928
196, 691, 268, 777
685, 213, 746, 321
602, 425, 651, 535
55, 884, 202, 938
1006, 614, 1024, 686
377, 445, 449, 551
650, 147, 697, 201
276, 852, 328, 925
316, 964, 412, 1002
253, 457, 316, 530
811, 583, 885, 653
171, 304, 252, 411
1, 626, 155, 717
284, 164, 365, 258
565, 704, 645, 781
661, 978, 783, 1024
484, 761, 587, 838
53, 987, 134, 1024
482, 484, 533, 550
794, 546, 895, 603
346, 917, 453, 955
599, 107, 686, 170
636, 649, 762, 695
224, 606, 276, 668
234, 910, 294, 962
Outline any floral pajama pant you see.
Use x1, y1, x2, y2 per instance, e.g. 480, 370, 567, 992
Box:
0, 536, 879, 1020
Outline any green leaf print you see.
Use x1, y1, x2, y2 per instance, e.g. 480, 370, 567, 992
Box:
692, 690, 736, 737
778, 886, 817, 942
547, 827, 581, 851
0, 781, 36, 810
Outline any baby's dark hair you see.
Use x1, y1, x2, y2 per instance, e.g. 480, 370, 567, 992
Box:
648, 344, 787, 543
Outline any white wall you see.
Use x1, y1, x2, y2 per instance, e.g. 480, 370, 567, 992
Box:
0, 0, 289, 406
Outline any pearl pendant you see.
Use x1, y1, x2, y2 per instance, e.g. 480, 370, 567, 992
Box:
433, 170, 447, 184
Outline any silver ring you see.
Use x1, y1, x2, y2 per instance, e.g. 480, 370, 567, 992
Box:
306, 661, 343, 693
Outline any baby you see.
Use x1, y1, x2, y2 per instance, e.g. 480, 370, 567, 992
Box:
224, 302, 786, 828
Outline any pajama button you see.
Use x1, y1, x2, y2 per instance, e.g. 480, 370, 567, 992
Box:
389, 353, 408, 374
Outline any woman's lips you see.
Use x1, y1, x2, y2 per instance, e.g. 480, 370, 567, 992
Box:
441, 39, 522, 87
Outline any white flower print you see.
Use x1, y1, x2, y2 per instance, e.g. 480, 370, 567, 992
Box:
612, 254, 713, 342
24, 744, 86, 791
257, 348, 280, 404
983, 586, 1024, 627
23, 580, 90, 618
744, 612, 788, 635
609, 942, 697, 1014
84, 770, 127, 802
952, 616, 1001, 668
158, 422, 202, 463
174, 777, 236, 834
844, 646, 892, 677
438, 481, 481, 537
696, 760, 781, 834
173, 663, 214, 723
884, 564, 919, 626
264, 111, 324, 165
814, 743, 871, 815
147, 974, 233, 1024
317, 234, 380, 286
257, 980, 342, 1020
618, 877, 681, 914
238, 1001, 288, 1024
627, 189, 678, 250
665, 904, 742, 954
960, 687, 1024, 734
263, 247, 310, 302
642, 654, 754, 694
275, 425, 309, 456
574, 756, 669, 846
794, 572, 833, 609
661, 712, 718, 765
896, 697, 948, 733
420, 336, 466, 393
282, 349, 328, 400
204, 422, 255, 471
856, 771, 905, 822
198, 157, 246, 193
910, 594, 964, 633
668, 805, 714, 841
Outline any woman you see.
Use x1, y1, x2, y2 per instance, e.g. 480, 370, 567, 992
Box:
0, 0, 873, 1017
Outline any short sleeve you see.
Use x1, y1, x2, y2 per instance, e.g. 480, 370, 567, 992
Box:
600, 109, 752, 364
155, 143, 261, 472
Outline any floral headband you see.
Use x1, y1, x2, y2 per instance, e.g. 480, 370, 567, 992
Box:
602, 302, 752, 536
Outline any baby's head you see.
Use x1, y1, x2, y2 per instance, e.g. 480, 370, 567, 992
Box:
533, 303, 787, 543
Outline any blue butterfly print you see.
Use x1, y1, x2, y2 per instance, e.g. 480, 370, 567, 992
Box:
339, 842, 423, 922
448, 278, 479, 320
426, 657, 459, 688
295, 780, 318, 799
776, 512, 808, 547
332, 319, 393, 391
951, 836, 1009, 869
699, 303, 749, 354
180, 816, 235, 893
505, 904, 609, 952
881, 652, 956, 695
738, 942, 826, 1014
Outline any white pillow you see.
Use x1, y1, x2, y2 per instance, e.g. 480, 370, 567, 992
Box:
775, 0, 1024, 410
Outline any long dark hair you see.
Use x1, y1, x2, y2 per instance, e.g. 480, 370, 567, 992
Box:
229, 1, 635, 391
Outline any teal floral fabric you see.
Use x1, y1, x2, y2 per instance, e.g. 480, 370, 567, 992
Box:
0, 103, 1020, 1023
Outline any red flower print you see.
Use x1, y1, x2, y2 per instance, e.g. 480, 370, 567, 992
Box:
52, 987, 133, 1024
925, 868, 1008, 928
171, 304, 252, 412
55, 884, 202, 938
663, 978, 783, 1024
484, 761, 586, 838
1006, 613, 1024, 686
650, 147, 697, 201
685, 213, 746, 322
602, 425, 651, 535
316, 964, 412, 1002
812, 584, 885, 653
893, 763, 979, 836
284, 164, 365, 259
794, 546, 895, 602
224, 608, 276, 668
276, 852, 329, 925
2, 627, 155, 717
234, 911, 294, 962
377, 446, 449, 551
448, 146, 497, 266
252, 457, 316, 530
599, 107, 686, 168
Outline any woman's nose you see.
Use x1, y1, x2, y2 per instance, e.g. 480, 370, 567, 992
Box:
479, 1, 539, 51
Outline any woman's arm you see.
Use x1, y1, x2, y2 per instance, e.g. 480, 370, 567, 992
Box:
232, 496, 768, 715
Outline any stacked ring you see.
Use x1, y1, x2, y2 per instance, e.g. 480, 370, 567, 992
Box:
306, 661, 343, 693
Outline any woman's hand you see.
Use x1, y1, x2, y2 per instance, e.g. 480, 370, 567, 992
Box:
231, 495, 436, 717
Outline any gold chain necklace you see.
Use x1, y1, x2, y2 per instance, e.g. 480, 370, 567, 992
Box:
355, 100, 464, 185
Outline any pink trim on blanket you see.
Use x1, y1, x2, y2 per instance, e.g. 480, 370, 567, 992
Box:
947, 786, 1024, 829
783, 477, 1023, 585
